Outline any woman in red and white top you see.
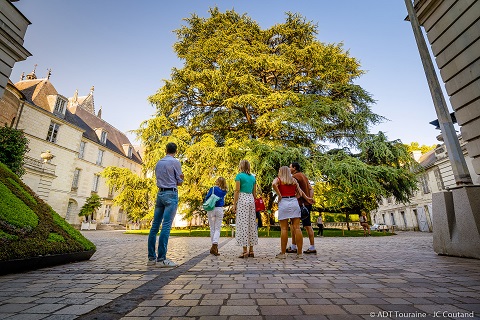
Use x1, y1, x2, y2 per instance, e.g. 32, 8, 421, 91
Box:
272, 166, 312, 259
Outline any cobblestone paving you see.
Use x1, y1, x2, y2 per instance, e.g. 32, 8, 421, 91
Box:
0, 231, 479, 320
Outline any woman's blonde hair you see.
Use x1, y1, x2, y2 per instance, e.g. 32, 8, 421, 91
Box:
216, 177, 227, 191
277, 166, 295, 185
238, 159, 251, 174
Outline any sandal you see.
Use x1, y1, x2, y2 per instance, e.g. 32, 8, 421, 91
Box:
238, 252, 248, 259
286, 246, 297, 253
248, 252, 254, 258
303, 249, 317, 254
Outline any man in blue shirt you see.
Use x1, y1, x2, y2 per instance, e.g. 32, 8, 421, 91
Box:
147, 142, 184, 267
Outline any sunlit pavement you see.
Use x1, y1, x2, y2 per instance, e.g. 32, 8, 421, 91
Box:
0, 231, 479, 319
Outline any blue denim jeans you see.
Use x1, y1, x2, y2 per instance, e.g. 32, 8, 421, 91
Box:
148, 190, 178, 261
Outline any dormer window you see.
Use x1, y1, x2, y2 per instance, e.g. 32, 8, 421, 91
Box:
53, 97, 67, 116
122, 144, 134, 158
100, 131, 107, 144
94, 128, 108, 145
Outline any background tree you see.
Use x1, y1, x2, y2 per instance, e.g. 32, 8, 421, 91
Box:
135, 8, 417, 222
101, 167, 156, 223
79, 194, 102, 222
0, 126, 29, 177
314, 132, 419, 229
405, 141, 437, 155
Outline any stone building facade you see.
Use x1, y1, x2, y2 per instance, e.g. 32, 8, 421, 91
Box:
0, 69, 143, 226
371, 138, 480, 232
414, 0, 480, 175
0, 0, 31, 98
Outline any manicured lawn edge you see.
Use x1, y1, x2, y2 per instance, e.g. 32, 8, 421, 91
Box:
0, 249, 95, 276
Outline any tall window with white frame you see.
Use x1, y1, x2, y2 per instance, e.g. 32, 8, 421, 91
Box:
78, 141, 86, 159
46, 122, 60, 143
92, 174, 100, 192
104, 204, 111, 223
433, 168, 444, 191
72, 168, 81, 190
100, 131, 107, 144
401, 211, 407, 229
127, 146, 133, 158
420, 174, 431, 194
108, 185, 114, 198
96, 149, 104, 166
53, 97, 66, 115
390, 212, 396, 226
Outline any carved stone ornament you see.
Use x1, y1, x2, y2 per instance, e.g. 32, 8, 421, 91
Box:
40, 150, 55, 163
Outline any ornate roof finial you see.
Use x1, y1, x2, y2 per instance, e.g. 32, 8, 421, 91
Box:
25, 64, 38, 80
90, 85, 94, 93
97, 106, 102, 119
20, 72, 25, 81
73, 89, 78, 102
33, 64, 37, 73
47, 69, 52, 79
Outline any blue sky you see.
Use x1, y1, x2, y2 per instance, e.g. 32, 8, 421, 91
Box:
11, 0, 449, 147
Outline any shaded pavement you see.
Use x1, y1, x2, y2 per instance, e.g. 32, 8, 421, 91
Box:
0, 231, 479, 319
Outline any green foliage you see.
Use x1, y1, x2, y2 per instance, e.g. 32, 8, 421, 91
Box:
50, 208, 96, 251
313, 132, 419, 214
133, 8, 418, 220
8, 177, 37, 205
101, 167, 156, 222
79, 194, 102, 220
405, 142, 437, 155
0, 181, 38, 229
0, 162, 95, 261
47, 233, 65, 242
0, 125, 30, 177
0, 230, 18, 241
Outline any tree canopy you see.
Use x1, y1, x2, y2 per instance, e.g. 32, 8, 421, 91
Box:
131, 8, 417, 222
78, 194, 102, 221
405, 142, 437, 155
101, 167, 156, 222
0, 126, 29, 177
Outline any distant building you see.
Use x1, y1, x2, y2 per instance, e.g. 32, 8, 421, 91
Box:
371, 137, 480, 232
0, 69, 143, 226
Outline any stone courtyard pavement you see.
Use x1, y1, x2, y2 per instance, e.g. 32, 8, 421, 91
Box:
0, 231, 479, 320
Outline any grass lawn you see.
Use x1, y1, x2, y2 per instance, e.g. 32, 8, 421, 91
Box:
125, 228, 393, 237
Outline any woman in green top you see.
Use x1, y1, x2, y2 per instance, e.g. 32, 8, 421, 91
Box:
233, 159, 258, 258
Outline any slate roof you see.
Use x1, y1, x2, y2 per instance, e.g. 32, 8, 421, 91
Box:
14, 78, 57, 111
418, 149, 437, 169
14, 78, 142, 165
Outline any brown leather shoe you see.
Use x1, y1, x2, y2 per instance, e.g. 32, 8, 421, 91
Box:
212, 243, 220, 256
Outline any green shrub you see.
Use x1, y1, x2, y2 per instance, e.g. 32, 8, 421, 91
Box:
7, 177, 37, 205
50, 208, 96, 251
0, 181, 38, 229
47, 233, 65, 242
0, 126, 29, 177
0, 162, 96, 261
0, 230, 18, 241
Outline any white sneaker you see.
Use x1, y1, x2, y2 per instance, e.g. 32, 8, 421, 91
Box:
146, 259, 156, 266
275, 253, 286, 259
157, 258, 177, 268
